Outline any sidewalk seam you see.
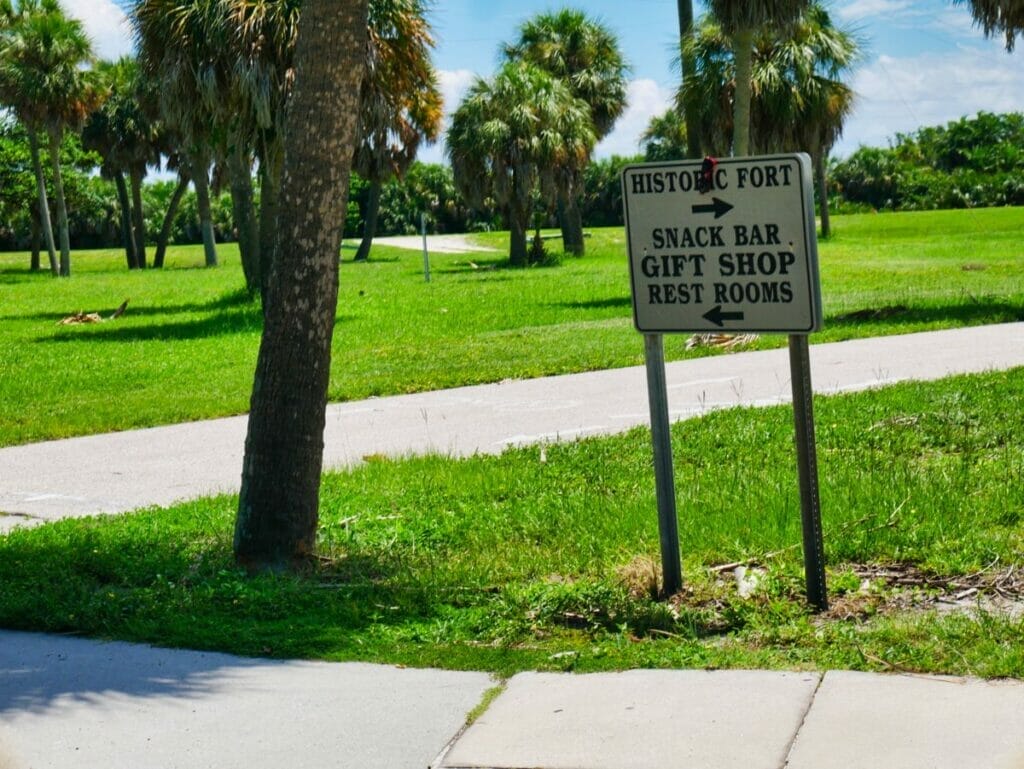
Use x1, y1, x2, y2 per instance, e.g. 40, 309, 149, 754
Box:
780, 671, 825, 769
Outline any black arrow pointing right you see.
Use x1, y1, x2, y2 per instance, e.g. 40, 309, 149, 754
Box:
691, 197, 734, 219
702, 305, 745, 327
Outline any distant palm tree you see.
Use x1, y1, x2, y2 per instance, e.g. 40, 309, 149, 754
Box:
0, 0, 101, 276
353, 0, 441, 262
447, 61, 595, 266
83, 57, 160, 268
954, 0, 1023, 49
751, 4, 858, 235
706, 0, 809, 156
504, 9, 627, 255
134, 0, 223, 269
683, 6, 857, 232
640, 108, 689, 162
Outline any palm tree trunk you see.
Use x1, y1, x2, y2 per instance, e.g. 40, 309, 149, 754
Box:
28, 129, 58, 276
354, 177, 382, 262
113, 171, 139, 269
258, 143, 283, 298
558, 189, 585, 256
154, 174, 189, 269
228, 145, 260, 292
509, 212, 529, 267
47, 128, 72, 276
677, 0, 702, 158
732, 27, 755, 157
192, 159, 219, 267
235, 0, 369, 572
30, 209, 40, 271
815, 151, 831, 238
129, 166, 148, 269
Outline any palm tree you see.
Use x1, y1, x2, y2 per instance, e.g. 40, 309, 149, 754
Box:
134, 0, 222, 269
676, 0, 702, 159
447, 61, 595, 266
641, 108, 688, 162
706, 0, 809, 156
235, 0, 369, 572
682, 5, 857, 235
353, 0, 442, 262
954, 0, 1023, 49
504, 9, 627, 255
83, 57, 160, 268
0, 0, 100, 276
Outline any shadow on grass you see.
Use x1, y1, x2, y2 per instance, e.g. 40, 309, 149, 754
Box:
825, 298, 1024, 329
39, 309, 263, 342
550, 297, 632, 311
2, 288, 258, 324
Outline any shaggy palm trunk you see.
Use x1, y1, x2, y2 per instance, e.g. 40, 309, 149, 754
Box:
235, 0, 369, 572
354, 177, 382, 262
47, 130, 71, 276
28, 130, 58, 276
154, 175, 189, 269
192, 162, 219, 267
732, 27, 755, 157
815, 151, 831, 238
258, 145, 283, 299
677, 0, 702, 158
509, 213, 528, 266
113, 172, 138, 269
129, 167, 147, 269
228, 146, 260, 292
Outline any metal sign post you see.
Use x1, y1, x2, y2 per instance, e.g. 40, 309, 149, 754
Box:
621, 153, 828, 610
644, 333, 683, 597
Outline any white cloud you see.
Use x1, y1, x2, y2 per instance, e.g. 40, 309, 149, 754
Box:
836, 0, 915, 23
594, 78, 673, 159
833, 45, 1024, 156
64, 0, 133, 61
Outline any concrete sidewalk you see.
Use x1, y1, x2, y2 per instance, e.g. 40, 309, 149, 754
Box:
2, 323, 1023, 531
4, 630, 1024, 769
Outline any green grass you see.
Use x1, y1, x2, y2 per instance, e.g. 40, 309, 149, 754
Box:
2, 369, 1021, 677
0, 208, 1021, 446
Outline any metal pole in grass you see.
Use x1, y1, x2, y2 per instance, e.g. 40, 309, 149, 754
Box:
644, 332, 683, 597
789, 333, 828, 612
420, 212, 431, 283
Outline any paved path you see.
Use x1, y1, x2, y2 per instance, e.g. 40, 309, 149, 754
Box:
4, 630, 1024, 769
363, 233, 499, 254
2, 323, 1023, 532
1, 323, 1022, 531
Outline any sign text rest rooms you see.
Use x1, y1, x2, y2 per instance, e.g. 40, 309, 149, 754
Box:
621, 154, 823, 334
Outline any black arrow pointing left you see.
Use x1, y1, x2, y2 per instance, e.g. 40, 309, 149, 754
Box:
702, 305, 745, 327
691, 197, 733, 219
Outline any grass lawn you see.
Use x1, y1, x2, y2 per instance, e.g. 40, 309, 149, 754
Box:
1, 369, 1022, 677
0, 207, 1021, 446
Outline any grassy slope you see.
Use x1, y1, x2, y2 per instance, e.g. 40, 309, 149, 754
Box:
0, 207, 1021, 446
1, 369, 1021, 677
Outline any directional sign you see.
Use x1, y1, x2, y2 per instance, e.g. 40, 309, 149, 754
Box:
621, 154, 823, 334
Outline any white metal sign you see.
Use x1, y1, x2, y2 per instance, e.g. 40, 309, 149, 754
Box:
622, 153, 823, 334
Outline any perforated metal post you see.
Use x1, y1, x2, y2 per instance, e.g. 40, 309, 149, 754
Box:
789, 334, 828, 612
644, 333, 683, 597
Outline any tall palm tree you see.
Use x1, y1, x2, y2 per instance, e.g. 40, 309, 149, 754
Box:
954, 0, 1023, 49
640, 108, 688, 162
0, 0, 100, 276
134, 0, 222, 269
706, 0, 809, 156
750, 5, 858, 235
235, 0, 369, 572
447, 61, 595, 266
83, 57, 160, 268
676, 0, 702, 159
353, 0, 441, 262
504, 9, 627, 255
683, 6, 857, 232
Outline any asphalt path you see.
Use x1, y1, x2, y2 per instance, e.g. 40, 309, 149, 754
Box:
1, 323, 1022, 531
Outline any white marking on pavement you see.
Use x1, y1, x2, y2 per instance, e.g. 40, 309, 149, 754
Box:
667, 376, 740, 390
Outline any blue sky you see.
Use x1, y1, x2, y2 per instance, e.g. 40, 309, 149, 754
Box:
83, 0, 1024, 163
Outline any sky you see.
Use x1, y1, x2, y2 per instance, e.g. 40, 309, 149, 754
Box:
86, 0, 1024, 164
